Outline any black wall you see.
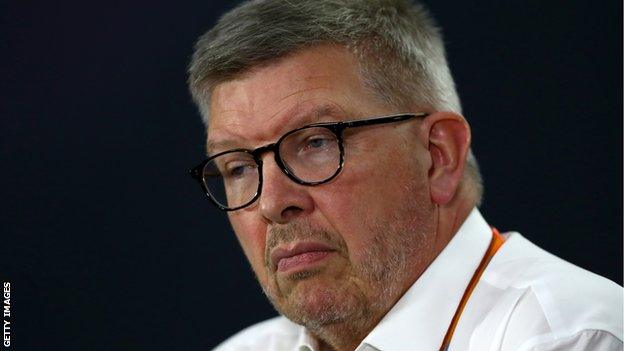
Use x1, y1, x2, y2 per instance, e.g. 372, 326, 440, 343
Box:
1, 1, 621, 350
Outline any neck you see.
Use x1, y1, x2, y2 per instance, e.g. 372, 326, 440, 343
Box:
433, 190, 475, 255
310, 314, 382, 351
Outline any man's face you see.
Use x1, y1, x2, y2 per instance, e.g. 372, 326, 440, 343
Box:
207, 45, 439, 328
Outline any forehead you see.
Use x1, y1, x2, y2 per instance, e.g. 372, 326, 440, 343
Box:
205, 45, 387, 153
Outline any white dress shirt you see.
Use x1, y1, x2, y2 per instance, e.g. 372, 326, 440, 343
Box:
213, 209, 623, 350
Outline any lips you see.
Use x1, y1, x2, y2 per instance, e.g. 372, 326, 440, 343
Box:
270, 242, 335, 272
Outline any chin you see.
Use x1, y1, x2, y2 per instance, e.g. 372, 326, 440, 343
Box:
272, 275, 366, 328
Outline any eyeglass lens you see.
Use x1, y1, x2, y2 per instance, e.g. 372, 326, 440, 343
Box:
201, 126, 341, 209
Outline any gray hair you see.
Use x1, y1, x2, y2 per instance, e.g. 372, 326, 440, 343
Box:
188, 0, 483, 204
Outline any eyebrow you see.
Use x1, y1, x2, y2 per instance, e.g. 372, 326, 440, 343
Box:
206, 139, 242, 156
206, 103, 346, 156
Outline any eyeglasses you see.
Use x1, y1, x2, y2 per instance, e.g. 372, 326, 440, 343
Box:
189, 112, 428, 211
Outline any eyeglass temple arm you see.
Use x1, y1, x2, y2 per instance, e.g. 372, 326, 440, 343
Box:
189, 166, 202, 180
338, 112, 428, 130
191, 163, 220, 180
190, 165, 224, 180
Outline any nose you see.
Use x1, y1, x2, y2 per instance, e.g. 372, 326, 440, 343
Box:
258, 154, 314, 224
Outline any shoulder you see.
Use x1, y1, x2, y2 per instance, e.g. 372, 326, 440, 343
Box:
486, 232, 622, 325
212, 316, 302, 351
480, 233, 623, 349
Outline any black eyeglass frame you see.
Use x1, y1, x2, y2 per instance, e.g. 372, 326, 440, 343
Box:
189, 112, 428, 211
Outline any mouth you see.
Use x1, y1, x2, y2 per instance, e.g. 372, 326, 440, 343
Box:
270, 242, 336, 273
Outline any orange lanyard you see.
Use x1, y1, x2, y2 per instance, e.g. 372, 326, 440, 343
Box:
439, 228, 505, 351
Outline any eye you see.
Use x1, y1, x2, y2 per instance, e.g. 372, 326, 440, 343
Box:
307, 137, 330, 149
224, 161, 257, 178
302, 135, 336, 152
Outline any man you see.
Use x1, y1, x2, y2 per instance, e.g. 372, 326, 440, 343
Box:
187, 1, 623, 350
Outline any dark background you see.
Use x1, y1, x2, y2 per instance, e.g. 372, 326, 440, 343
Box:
1, 1, 621, 350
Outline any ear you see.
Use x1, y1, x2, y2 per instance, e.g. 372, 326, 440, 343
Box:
420, 112, 471, 205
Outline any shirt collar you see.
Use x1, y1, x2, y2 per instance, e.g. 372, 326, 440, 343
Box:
296, 325, 319, 351
357, 208, 491, 351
